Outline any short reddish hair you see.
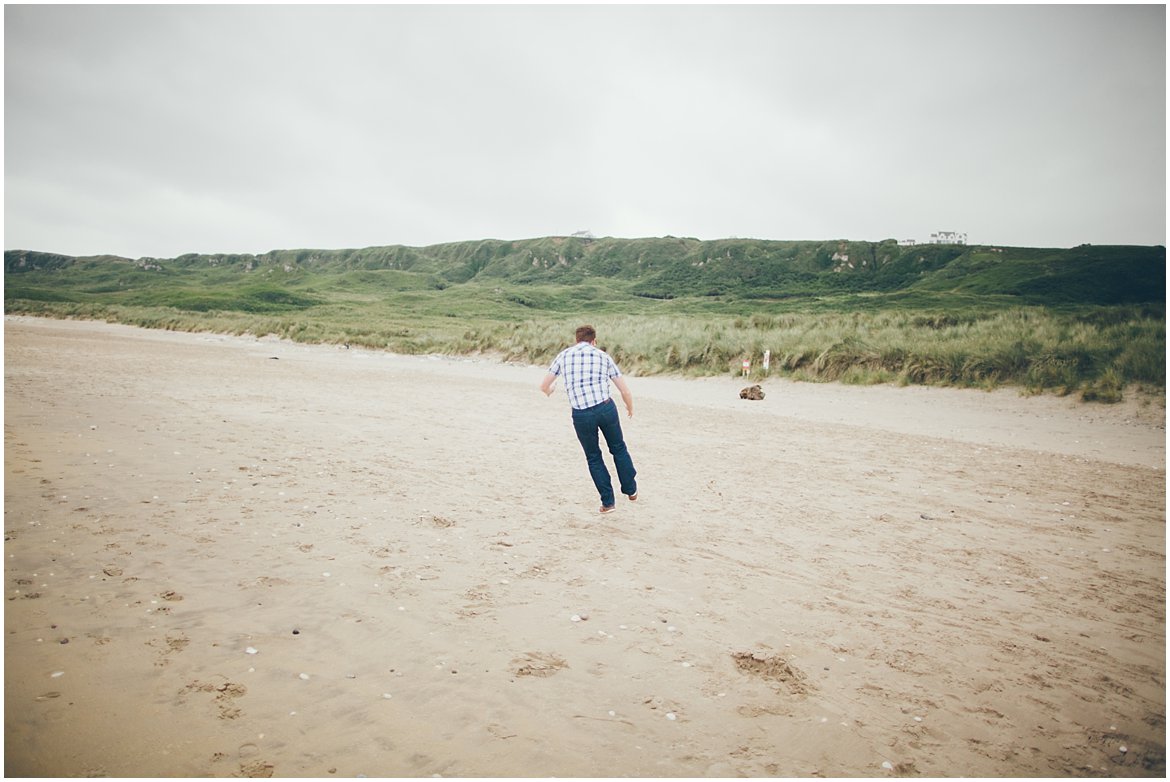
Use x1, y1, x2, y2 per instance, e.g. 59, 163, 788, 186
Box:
575, 325, 596, 343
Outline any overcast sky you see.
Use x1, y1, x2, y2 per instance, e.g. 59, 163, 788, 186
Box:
4, 3, 1166, 259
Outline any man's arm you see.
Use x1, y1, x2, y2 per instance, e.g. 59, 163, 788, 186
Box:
612, 376, 634, 418
540, 372, 557, 397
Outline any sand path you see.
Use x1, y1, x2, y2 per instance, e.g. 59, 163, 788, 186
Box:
4, 316, 1165, 777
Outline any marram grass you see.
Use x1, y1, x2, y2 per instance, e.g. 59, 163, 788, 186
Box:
9, 299, 1162, 402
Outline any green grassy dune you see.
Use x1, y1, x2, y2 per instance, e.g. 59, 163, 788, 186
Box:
5, 237, 1165, 402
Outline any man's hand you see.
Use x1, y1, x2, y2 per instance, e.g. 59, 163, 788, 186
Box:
539, 372, 557, 397
613, 376, 634, 419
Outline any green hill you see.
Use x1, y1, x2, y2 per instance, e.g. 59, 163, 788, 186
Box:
6, 238, 1164, 306
5, 237, 1165, 397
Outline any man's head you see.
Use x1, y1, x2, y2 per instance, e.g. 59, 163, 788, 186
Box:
575, 325, 596, 344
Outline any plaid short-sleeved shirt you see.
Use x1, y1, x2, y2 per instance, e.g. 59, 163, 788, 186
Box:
548, 341, 621, 410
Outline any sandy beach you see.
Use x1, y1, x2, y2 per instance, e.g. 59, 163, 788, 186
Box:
4, 315, 1165, 777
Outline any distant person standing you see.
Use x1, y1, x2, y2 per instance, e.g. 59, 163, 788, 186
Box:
540, 325, 638, 514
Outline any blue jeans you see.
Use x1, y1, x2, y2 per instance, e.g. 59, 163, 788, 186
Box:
571, 398, 637, 507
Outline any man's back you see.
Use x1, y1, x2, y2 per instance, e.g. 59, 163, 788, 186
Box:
551, 341, 619, 410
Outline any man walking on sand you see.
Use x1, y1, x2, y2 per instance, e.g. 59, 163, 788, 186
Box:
541, 325, 638, 514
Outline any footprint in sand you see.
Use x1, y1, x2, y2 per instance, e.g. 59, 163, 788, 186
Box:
239, 760, 275, 777
458, 585, 496, 619
731, 650, 813, 694
511, 651, 568, 678
150, 633, 190, 667
180, 680, 247, 720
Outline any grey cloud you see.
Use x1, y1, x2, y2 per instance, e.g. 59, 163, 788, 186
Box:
4, 4, 1164, 258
